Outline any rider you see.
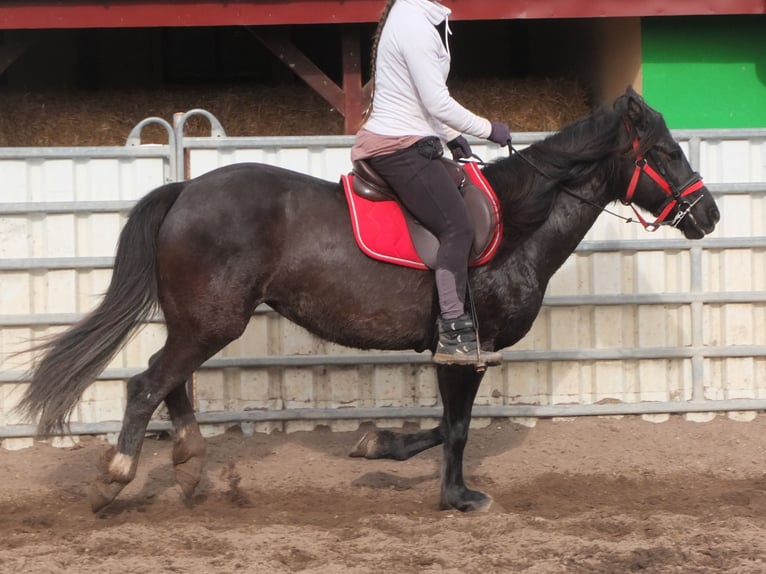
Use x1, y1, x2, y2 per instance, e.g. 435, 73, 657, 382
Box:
351, 0, 511, 366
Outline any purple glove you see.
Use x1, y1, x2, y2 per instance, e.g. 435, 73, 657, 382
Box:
488, 121, 512, 147
447, 135, 472, 161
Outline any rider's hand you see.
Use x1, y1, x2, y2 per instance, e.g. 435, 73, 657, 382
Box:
488, 121, 512, 147
447, 135, 472, 161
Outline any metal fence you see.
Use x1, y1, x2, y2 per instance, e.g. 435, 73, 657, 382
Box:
1, 112, 764, 446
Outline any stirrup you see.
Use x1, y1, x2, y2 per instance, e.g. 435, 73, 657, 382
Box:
432, 348, 503, 368
433, 313, 503, 368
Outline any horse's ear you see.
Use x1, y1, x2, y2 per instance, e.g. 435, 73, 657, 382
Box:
615, 85, 645, 127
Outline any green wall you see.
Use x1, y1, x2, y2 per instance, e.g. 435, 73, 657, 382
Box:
642, 15, 766, 129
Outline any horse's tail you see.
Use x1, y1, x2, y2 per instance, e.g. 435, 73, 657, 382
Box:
17, 181, 186, 435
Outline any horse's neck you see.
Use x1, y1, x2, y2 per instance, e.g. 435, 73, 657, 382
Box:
542, 182, 607, 262
514, 175, 612, 286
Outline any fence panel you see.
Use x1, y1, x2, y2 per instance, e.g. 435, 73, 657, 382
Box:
1, 121, 765, 447
0, 145, 173, 448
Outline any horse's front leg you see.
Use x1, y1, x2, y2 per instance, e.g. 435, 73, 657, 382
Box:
437, 364, 490, 512
350, 425, 443, 460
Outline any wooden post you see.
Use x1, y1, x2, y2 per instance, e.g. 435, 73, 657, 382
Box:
252, 25, 372, 135
341, 25, 373, 133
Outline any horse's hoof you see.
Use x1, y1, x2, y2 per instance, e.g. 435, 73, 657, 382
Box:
174, 456, 204, 498
88, 480, 127, 513
471, 494, 499, 513
441, 489, 495, 513
349, 431, 377, 458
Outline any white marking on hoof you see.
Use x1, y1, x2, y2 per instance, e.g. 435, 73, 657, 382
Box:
108, 452, 134, 480
349, 432, 377, 458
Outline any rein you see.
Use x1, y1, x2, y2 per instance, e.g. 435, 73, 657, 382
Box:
505, 146, 638, 226
476, 118, 705, 232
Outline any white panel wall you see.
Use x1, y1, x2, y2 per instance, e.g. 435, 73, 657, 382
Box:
696, 134, 766, 403
0, 152, 169, 447
1, 130, 765, 446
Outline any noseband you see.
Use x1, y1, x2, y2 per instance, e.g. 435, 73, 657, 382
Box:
622, 119, 705, 232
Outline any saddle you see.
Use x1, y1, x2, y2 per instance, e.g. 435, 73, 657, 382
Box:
344, 158, 502, 269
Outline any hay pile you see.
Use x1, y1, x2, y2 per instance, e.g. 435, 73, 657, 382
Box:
0, 77, 589, 147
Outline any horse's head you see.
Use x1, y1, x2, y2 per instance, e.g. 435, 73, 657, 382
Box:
614, 87, 719, 239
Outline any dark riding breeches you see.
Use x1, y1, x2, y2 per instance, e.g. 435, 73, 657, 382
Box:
367, 137, 473, 319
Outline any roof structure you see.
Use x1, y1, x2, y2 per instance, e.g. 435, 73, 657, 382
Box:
1, 0, 764, 29
2, 1, 762, 134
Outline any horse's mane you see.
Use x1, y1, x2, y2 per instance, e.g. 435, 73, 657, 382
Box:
482, 93, 665, 245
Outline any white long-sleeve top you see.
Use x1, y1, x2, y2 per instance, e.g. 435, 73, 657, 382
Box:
362, 0, 492, 144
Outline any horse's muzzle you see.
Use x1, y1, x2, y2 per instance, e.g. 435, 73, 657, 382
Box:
681, 195, 720, 239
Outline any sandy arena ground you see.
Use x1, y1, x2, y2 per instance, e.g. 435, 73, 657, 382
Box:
1, 414, 766, 573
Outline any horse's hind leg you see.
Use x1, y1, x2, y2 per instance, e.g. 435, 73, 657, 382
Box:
89, 364, 171, 512
88, 334, 232, 512
139, 349, 206, 498
164, 381, 206, 499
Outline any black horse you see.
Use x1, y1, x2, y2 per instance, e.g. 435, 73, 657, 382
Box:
18, 87, 719, 513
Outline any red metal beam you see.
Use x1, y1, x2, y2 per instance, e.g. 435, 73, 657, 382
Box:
340, 26, 367, 134
254, 28, 346, 112
252, 26, 371, 134
0, 0, 764, 30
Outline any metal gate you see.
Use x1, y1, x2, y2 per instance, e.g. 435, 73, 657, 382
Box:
1, 112, 764, 447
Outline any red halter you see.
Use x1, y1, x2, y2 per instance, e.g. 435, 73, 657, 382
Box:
622, 120, 705, 232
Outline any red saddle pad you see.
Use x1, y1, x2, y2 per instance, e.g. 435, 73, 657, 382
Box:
341, 162, 502, 270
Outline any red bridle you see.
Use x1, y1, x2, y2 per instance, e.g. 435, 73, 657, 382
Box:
622, 120, 705, 232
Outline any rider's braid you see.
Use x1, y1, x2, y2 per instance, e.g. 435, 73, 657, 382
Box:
365, 0, 397, 117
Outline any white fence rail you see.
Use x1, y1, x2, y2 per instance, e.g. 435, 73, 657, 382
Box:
0, 114, 764, 447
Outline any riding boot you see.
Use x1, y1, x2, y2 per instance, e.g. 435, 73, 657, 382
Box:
432, 313, 503, 366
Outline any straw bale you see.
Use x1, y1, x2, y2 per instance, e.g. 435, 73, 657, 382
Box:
0, 77, 589, 147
